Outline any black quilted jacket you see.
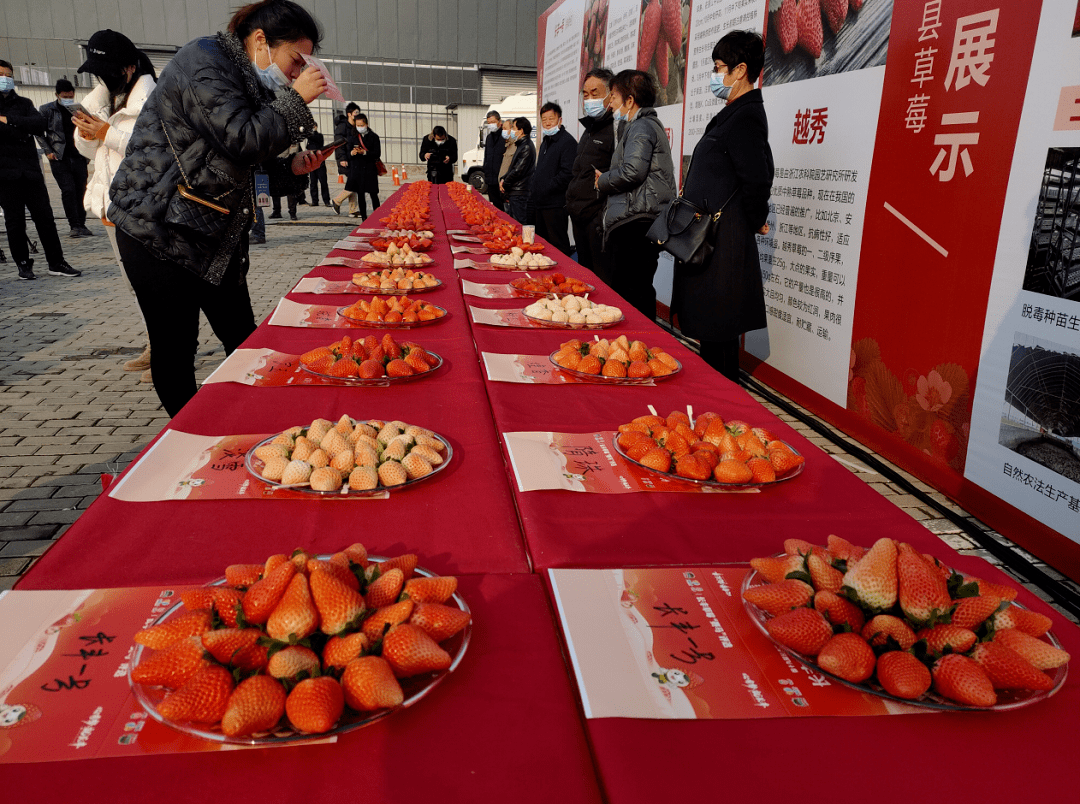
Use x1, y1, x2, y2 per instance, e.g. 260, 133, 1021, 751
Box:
109, 33, 314, 284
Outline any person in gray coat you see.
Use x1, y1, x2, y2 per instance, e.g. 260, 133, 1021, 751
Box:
595, 70, 676, 320
38, 78, 92, 237
671, 30, 773, 382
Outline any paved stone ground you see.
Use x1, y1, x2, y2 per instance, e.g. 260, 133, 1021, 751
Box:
1, 170, 1077, 624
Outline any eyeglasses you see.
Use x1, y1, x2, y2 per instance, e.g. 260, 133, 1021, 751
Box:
712, 62, 743, 75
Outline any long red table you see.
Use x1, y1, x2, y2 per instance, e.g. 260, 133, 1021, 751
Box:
12, 184, 1079, 802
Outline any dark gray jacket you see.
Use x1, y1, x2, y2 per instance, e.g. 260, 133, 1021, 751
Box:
596, 107, 676, 242
0, 90, 46, 181
109, 33, 313, 284
37, 100, 81, 161
501, 135, 535, 196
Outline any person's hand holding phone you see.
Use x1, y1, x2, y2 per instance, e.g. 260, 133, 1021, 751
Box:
291, 148, 329, 175
72, 110, 107, 140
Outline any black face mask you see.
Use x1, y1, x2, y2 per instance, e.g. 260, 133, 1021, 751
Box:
101, 72, 131, 95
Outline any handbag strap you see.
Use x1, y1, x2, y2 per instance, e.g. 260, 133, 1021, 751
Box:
161, 120, 237, 204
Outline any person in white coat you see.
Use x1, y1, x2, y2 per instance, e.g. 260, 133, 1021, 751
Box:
73, 29, 157, 380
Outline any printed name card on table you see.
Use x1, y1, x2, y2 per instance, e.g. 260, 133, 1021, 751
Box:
481, 352, 656, 386
461, 279, 516, 299
469, 306, 536, 328
548, 567, 928, 720
107, 431, 387, 502
293, 277, 367, 295
318, 256, 367, 270
502, 431, 756, 494
450, 245, 491, 255
455, 258, 538, 272
332, 239, 375, 252
202, 348, 393, 388
269, 298, 351, 329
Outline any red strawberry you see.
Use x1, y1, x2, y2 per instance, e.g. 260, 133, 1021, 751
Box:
134, 610, 213, 650
807, 553, 843, 593
409, 602, 472, 641
403, 575, 457, 604
241, 561, 296, 626
341, 656, 405, 711
266, 573, 320, 641
366, 567, 405, 609
823, 0, 848, 34
841, 537, 897, 613
950, 595, 1002, 630
130, 636, 209, 688
225, 563, 263, 587
742, 578, 814, 617
971, 642, 1055, 691
341, 542, 369, 568
180, 589, 217, 610
213, 588, 245, 628
404, 351, 431, 373
922, 553, 953, 582
264, 553, 289, 574
862, 615, 916, 651
221, 675, 287, 737
379, 554, 420, 579
286, 676, 345, 734
797, 0, 824, 58
813, 589, 865, 632
306, 353, 335, 374
329, 357, 360, 378
750, 553, 806, 585
300, 346, 334, 366
875, 651, 931, 700
306, 558, 360, 592
963, 575, 1018, 602
764, 607, 833, 657
991, 629, 1070, 670
385, 359, 415, 377
826, 533, 866, 565
381, 333, 403, 359
267, 645, 321, 681
896, 542, 951, 626
656, 37, 669, 86
783, 538, 822, 557
382, 624, 453, 678
992, 606, 1052, 638
322, 632, 371, 669
932, 654, 996, 707
775, 0, 797, 54
309, 568, 367, 635
637, 1, 662, 72
661, 0, 682, 52
361, 599, 415, 641
850, 0, 863, 7
289, 549, 313, 572
915, 624, 976, 655
201, 627, 269, 672
157, 665, 234, 723
817, 632, 876, 683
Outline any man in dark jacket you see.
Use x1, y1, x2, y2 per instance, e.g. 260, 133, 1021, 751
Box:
38, 78, 93, 237
530, 102, 576, 256
481, 110, 505, 209
419, 126, 457, 184
332, 104, 359, 215
0, 60, 80, 279
304, 121, 330, 206
500, 117, 535, 224
566, 68, 615, 283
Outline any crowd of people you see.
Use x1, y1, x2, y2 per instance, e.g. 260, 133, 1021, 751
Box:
0, 0, 771, 418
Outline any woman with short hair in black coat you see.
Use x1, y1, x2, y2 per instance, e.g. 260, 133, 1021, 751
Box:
109, 0, 329, 416
671, 30, 773, 383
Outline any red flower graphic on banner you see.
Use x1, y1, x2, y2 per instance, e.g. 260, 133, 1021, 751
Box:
916, 370, 952, 412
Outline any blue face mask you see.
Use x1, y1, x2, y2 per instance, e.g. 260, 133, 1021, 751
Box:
612, 108, 626, 122
583, 98, 605, 118
59, 98, 76, 108
710, 72, 731, 100
542, 126, 559, 137
502, 129, 510, 140
255, 46, 290, 91
0, 76, 14, 93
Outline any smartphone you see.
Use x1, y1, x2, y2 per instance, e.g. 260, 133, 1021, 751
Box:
318, 138, 347, 158
69, 103, 91, 117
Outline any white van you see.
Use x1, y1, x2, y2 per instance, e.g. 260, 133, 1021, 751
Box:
460, 91, 538, 193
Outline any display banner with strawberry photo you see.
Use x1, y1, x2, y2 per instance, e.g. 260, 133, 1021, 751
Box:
0, 586, 302, 763
504, 431, 761, 493
549, 567, 926, 719
106, 431, 389, 502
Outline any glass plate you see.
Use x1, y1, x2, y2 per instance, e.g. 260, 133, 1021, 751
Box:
740, 565, 1069, 711
523, 311, 625, 329
465, 261, 555, 272
337, 306, 449, 328
549, 351, 681, 383
245, 427, 453, 496
612, 433, 804, 488
509, 278, 596, 298
349, 276, 443, 295
354, 258, 438, 270
129, 556, 471, 744
300, 351, 444, 385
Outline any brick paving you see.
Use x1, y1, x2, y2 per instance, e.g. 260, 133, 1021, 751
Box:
1, 169, 1076, 624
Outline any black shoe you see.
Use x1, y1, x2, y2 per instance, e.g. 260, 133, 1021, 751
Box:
17, 262, 35, 280
330, 200, 341, 215
68, 228, 82, 238
350, 212, 363, 218
78, 226, 95, 237
310, 203, 319, 207
297, 198, 307, 205
268, 212, 282, 219
48, 262, 81, 277
250, 236, 266, 245
289, 213, 298, 221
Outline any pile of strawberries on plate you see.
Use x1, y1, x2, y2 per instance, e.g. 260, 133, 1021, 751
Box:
340, 295, 446, 325
744, 536, 1069, 707
300, 334, 439, 379
510, 274, 594, 297
130, 544, 470, 737
378, 182, 432, 230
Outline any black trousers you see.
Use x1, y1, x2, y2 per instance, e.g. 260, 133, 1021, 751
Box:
606, 218, 661, 321
48, 156, 88, 228
0, 170, 65, 267
272, 194, 298, 215
308, 165, 330, 204
356, 191, 380, 219
571, 214, 610, 285
115, 228, 257, 418
535, 206, 572, 257
698, 338, 742, 383
486, 184, 504, 211
506, 194, 529, 224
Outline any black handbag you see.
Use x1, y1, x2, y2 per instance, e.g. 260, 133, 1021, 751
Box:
647, 188, 738, 267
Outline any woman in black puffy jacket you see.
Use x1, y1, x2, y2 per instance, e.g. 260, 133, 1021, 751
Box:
109, 0, 328, 416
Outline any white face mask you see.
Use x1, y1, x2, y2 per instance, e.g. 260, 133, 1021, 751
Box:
255, 45, 290, 91
356, 124, 368, 134
0, 76, 14, 93
435, 138, 446, 145
59, 98, 76, 108
542, 125, 559, 137
486, 122, 499, 133
501, 129, 510, 140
